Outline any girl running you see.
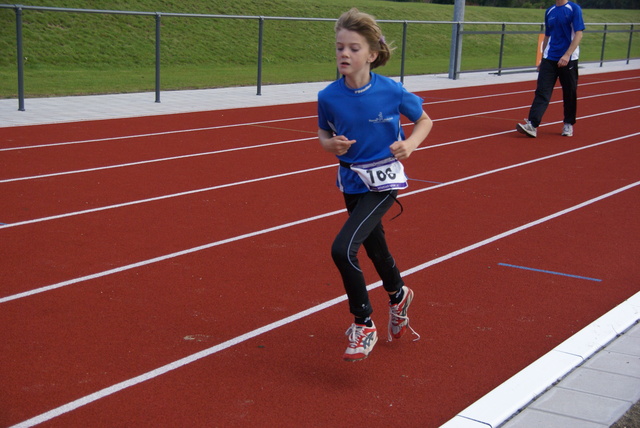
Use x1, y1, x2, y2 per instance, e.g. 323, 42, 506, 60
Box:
317, 8, 433, 361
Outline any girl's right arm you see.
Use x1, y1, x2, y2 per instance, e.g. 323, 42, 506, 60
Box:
318, 128, 356, 157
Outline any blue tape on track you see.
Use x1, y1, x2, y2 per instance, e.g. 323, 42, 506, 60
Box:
498, 263, 602, 282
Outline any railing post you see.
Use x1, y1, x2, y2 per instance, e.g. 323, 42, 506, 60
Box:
449, 22, 462, 80
155, 12, 161, 103
626, 24, 634, 65
15, 5, 25, 111
498, 23, 506, 76
448, 0, 465, 80
257, 16, 264, 96
600, 24, 607, 67
400, 21, 407, 84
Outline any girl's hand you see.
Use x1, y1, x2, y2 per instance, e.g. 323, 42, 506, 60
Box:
389, 140, 414, 160
390, 112, 433, 160
318, 129, 356, 156
330, 135, 357, 156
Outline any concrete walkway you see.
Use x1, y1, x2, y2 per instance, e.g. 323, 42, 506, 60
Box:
2, 60, 635, 128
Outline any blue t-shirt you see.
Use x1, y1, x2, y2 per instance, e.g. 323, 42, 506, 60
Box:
544, 1, 585, 61
317, 73, 424, 194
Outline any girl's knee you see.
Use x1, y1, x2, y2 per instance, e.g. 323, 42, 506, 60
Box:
331, 239, 349, 265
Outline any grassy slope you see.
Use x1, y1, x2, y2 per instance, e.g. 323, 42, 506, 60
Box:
0, 0, 638, 97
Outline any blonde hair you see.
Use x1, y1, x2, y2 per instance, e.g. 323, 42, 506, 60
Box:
335, 8, 393, 69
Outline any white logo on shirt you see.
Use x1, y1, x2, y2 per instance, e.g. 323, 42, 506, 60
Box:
369, 112, 393, 123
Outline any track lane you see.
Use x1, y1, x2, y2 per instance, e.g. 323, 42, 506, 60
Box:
2, 73, 636, 180
2, 136, 638, 425
0, 137, 324, 222
4, 181, 637, 428
1, 125, 637, 298
1, 88, 637, 223
1, 69, 638, 427
0, 120, 317, 180
0, 103, 319, 149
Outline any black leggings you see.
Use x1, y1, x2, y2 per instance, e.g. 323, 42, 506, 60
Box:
331, 191, 404, 318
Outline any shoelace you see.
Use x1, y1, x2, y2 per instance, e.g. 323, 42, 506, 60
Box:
388, 309, 420, 342
345, 324, 366, 347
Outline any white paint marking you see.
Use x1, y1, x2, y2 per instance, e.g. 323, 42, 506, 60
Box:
10, 180, 640, 428
2, 131, 638, 303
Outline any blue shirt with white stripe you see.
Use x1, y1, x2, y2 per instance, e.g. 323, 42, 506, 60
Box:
544, 1, 585, 61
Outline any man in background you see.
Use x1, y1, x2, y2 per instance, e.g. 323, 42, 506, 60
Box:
517, 0, 585, 138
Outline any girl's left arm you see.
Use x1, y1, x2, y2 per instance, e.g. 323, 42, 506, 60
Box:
390, 111, 433, 160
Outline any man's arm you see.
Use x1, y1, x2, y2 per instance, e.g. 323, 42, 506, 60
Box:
558, 30, 583, 67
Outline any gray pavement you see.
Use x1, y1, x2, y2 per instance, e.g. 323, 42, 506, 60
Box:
1, 60, 639, 428
504, 321, 640, 428
1, 60, 634, 128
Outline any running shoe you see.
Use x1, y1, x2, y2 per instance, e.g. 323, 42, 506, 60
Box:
516, 119, 537, 138
343, 322, 378, 362
388, 286, 416, 341
561, 123, 573, 137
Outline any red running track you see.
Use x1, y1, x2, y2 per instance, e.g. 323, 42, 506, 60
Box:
1, 69, 639, 427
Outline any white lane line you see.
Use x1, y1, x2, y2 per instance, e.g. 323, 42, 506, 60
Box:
2, 90, 637, 184
0, 136, 317, 184
406, 132, 640, 198
431, 88, 640, 122
2, 110, 637, 229
0, 207, 344, 304
419, 105, 639, 150
9, 179, 640, 428
2, 131, 638, 304
0, 115, 318, 152
0, 165, 335, 229
1, 75, 635, 158
424, 75, 640, 105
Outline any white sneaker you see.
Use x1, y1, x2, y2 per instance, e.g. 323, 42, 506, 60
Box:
516, 119, 537, 138
343, 322, 378, 362
562, 123, 573, 137
388, 286, 418, 341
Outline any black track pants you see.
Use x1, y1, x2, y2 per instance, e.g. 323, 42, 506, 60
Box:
331, 191, 404, 318
529, 58, 579, 128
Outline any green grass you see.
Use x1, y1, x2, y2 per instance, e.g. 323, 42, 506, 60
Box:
0, 0, 638, 97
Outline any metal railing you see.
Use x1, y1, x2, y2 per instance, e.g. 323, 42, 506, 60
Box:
457, 21, 637, 74
1, 4, 638, 111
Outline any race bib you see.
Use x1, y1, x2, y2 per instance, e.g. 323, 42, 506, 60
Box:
349, 157, 408, 192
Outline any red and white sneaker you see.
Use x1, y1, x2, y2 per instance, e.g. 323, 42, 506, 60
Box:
388, 286, 420, 341
343, 322, 378, 362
